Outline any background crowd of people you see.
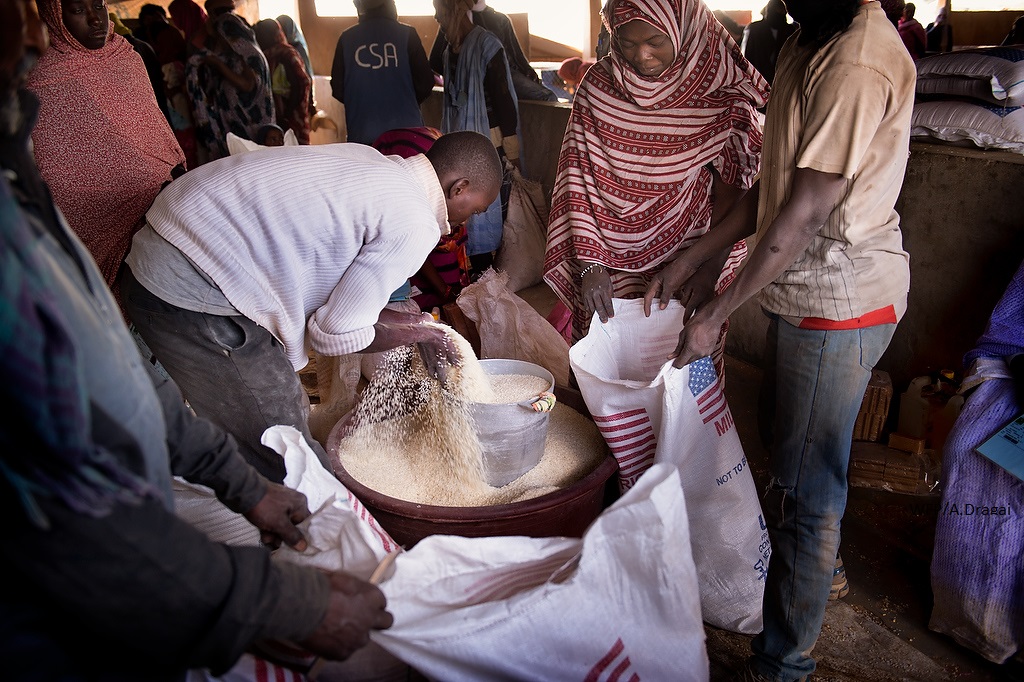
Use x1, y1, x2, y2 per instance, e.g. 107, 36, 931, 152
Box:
4, 0, 1022, 678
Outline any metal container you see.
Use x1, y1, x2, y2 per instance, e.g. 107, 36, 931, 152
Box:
472, 359, 554, 486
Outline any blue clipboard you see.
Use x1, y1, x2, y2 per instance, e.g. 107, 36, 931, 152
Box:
975, 411, 1024, 482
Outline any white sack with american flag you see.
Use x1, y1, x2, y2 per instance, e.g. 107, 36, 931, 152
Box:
569, 299, 768, 635
371, 464, 708, 681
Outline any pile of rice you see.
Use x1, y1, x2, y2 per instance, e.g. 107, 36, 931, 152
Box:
335, 324, 606, 507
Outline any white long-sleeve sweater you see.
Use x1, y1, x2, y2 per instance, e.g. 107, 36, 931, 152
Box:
139, 143, 447, 369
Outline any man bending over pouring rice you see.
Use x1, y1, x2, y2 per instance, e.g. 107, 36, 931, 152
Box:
122, 130, 502, 482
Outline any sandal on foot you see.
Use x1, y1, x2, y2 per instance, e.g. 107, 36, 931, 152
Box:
830, 553, 849, 600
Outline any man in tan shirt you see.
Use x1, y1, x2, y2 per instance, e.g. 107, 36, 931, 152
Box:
644, 1, 915, 679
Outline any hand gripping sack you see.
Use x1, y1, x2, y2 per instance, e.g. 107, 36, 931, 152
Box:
372, 464, 709, 682
264, 427, 412, 682
569, 299, 769, 634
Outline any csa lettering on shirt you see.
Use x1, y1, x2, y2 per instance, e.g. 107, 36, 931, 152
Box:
355, 42, 399, 69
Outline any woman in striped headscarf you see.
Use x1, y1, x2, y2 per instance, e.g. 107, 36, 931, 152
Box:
543, 0, 768, 363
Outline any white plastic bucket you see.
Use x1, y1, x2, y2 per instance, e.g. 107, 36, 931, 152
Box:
472, 359, 555, 487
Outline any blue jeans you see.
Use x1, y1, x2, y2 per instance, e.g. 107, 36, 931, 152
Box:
750, 314, 896, 681
120, 268, 332, 483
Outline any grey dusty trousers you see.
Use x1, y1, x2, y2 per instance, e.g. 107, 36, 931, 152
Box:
121, 268, 332, 483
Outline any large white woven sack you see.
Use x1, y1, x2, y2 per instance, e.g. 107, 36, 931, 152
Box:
569, 299, 769, 634
915, 46, 1024, 107
269, 425, 400, 575
911, 99, 1024, 154
372, 464, 709, 682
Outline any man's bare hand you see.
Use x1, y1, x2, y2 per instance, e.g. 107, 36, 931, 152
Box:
671, 307, 727, 369
365, 318, 461, 383
677, 261, 720, 322
243, 483, 311, 551
644, 251, 700, 317
415, 324, 461, 383
299, 571, 394, 660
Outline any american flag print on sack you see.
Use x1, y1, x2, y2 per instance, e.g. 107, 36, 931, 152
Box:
593, 408, 657, 491
584, 638, 641, 682
689, 356, 729, 430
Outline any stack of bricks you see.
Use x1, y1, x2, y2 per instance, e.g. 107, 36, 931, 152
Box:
849, 442, 936, 494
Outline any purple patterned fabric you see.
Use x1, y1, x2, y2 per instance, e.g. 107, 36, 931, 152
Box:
965, 260, 1024, 366
929, 259, 1024, 663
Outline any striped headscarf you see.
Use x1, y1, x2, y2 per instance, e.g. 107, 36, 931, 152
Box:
543, 0, 768, 340
27, 0, 186, 290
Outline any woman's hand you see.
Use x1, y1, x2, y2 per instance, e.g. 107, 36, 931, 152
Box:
644, 249, 700, 317
581, 264, 614, 323
676, 259, 721, 321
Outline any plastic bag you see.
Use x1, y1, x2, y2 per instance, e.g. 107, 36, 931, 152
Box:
457, 269, 569, 386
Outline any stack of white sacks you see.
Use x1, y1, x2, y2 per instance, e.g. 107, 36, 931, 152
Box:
912, 44, 1024, 153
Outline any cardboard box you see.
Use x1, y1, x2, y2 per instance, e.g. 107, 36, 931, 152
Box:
853, 370, 893, 442
849, 441, 939, 495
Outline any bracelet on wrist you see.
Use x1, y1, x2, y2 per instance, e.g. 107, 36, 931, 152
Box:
580, 263, 605, 280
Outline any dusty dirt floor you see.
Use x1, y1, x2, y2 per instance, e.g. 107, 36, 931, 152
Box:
716, 356, 1023, 682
